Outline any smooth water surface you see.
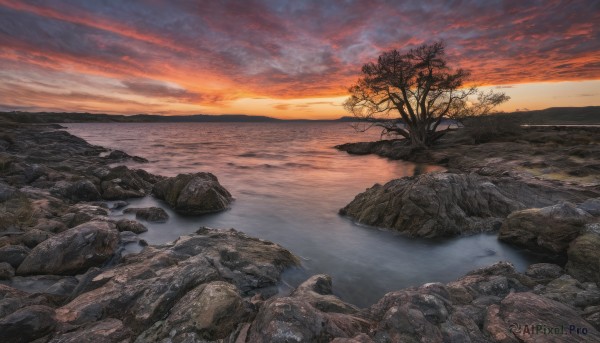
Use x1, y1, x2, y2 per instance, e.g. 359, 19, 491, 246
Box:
66, 122, 542, 307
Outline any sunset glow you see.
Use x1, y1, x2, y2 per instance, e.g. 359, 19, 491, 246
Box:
1, 0, 599, 119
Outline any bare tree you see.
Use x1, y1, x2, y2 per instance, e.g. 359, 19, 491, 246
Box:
344, 41, 509, 148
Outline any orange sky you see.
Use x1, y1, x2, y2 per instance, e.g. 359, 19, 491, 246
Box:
0, 0, 599, 119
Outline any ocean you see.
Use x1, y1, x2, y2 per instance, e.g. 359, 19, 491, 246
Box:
65, 122, 542, 307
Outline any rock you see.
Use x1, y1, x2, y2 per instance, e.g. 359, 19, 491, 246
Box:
525, 263, 564, 281
153, 172, 232, 215
136, 281, 247, 342
55, 228, 298, 333
499, 202, 591, 254
106, 149, 148, 163
0, 244, 30, 268
566, 227, 600, 284
484, 292, 600, 342
0, 305, 57, 343
123, 207, 169, 222
537, 274, 600, 309
340, 172, 528, 237
579, 198, 600, 216
32, 219, 67, 233
17, 229, 53, 248
291, 274, 360, 314
247, 296, 369, 343
48, 318, 132, 343
61, 204, 109, 228
17, 221, 119, 276
100, 166, 154, 200
0, 262, 15, 279
110, 200, 128, 209
115, 219, 147, 234
0, 182, 18, 202
50, 180, 101, 202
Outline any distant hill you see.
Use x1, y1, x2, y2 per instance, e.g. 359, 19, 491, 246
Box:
508, 106, 600, 125
0, 106, 598, 124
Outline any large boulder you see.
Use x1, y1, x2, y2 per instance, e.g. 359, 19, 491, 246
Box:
499, 202, 592, 254
153, 172, 233, 215
55, 228, 299, 334
340, 173, 530, 238
566, 224, 600, 284
16, 221, 119, 276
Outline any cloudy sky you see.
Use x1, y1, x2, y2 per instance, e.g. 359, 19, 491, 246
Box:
0, 0, 598, 118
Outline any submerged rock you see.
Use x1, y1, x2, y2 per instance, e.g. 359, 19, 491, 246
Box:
115, 219, 147, 234
123, 206, 169, 223
340, 172, 530, 237
17, 221, 119, 276
153, 172, 233, 215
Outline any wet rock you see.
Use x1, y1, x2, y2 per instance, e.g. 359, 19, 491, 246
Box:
153, 172, 233, 215
340, 172, 528, 237
110, 200, 128, 209
0, 262, 15, 280
0, 305, 57, 343
115, 219, 147, 234
566, 226, 600, 284
0, 244, 30, 268
106, 149, 148, 163
123, 206, 169, 222
48, 318, 133, 343
499, 202, 591, 254
17, 221, 119, 276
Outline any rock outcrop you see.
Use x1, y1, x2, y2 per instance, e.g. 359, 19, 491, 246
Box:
341, 172, 542, 237
498, 202, 592, 254
153, 172, 233, 215
17, 221, 119, 276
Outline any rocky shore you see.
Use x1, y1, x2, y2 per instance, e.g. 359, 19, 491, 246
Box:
1, 122, 599, 342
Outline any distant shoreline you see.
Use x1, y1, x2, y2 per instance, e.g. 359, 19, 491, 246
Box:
1, 106, 599, 125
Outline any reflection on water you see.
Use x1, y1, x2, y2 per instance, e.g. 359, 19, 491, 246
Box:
66, 122, 543, 307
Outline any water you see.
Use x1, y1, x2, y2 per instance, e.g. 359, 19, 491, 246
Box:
65, 122, 542, 307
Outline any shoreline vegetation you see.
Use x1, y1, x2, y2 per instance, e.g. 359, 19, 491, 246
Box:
0, 113, 599, 341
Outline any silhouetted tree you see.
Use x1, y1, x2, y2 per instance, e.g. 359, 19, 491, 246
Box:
344, 41, 509, 147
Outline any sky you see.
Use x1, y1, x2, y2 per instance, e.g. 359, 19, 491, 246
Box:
0, 0, 599, 119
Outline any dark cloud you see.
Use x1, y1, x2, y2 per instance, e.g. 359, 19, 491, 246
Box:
0, 0, 598, 112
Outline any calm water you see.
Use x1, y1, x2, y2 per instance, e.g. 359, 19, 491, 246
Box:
66, 122, 541, 307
